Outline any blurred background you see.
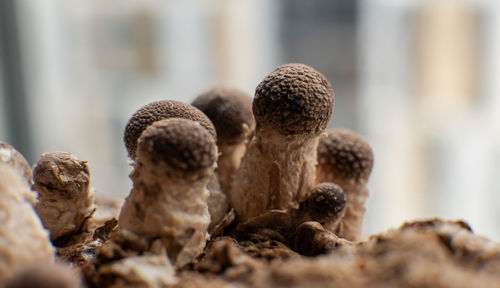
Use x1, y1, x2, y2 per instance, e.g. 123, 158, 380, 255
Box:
1, 0, 499, 239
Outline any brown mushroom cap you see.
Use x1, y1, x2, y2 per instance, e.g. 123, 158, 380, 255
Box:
32, 152, 89, 193
137, 118, 217, 175
192, 87, 254, 145
306, 182, 346, 223
124, 100, 217, 159
253, 63, 334, 136
0, 142, 32, 184
317, 128, 374, 182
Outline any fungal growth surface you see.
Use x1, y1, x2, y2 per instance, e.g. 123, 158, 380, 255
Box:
32, 152, 96, 244
119, 118, 217, 267
231, 63, 335, 221
316, 128, 374, 240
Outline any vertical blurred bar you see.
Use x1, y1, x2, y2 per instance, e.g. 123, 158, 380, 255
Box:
0, 0, 33, 162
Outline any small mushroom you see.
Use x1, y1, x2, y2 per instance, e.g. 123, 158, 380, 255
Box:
297, 182, 346, 232
32, 152, 96, 244
236, 183, 346, 242
316, 128, 374, 241
231, 63, 335, 221
192, 86, 254, 196
118, 118, 217, 267
123, 100, 227, 230
0, 141, 32, 185
0, 164, 54, 281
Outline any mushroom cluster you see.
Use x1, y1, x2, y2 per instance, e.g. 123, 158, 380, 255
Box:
3, 62, 499, 288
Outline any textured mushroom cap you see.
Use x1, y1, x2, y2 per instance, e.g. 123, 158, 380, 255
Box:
137, 118, 217, 174
0, 142, 32, 184
124, 100, 217, 159
192, 87, 254, 145
33, 152, 89, 192
317, 128, 374, 181
306, 182, 346, 223
253, 63, 334, 136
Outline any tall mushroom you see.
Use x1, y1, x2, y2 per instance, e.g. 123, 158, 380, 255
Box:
123, 100, 227, 230
0, 164, 54, 281
32, 152, 96, 244
231, 63, 335, 221
316, 128, 374, 241
119, 118, 217, 267
192, 86, 254, 196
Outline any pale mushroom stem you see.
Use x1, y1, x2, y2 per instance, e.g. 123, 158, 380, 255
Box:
217, 142, 247, 195
231, 130, 319, 222
327, 181, 368, 239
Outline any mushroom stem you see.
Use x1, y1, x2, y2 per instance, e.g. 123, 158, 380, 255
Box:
206, 173, 228, 232
231, 130, 319, 221
332, 180, 369, 240
119, 165, 211, 247
217, 141, 247, 195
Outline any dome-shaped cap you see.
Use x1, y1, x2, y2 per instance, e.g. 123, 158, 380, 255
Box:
137, 118, 217, 174
192, 87, 254, 145
124, 100, 216, 159
317, 128, 374, 181
253, 63, 334, 136
306, 182, 346, 223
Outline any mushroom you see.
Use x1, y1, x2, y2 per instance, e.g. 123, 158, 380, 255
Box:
236, 182, 346, 242
32, 152, 96, 244
118, 118, 217, 267
298, 182, 346, 232
0, 164, 54, 281
123, 100, 227, 230
230, 63, 335, 221
192, 86, 255, 196
316, 128, 374, 241
0, 141, 33, 184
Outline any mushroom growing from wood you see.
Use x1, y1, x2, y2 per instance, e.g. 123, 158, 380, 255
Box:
316, 128, 374, 241
119, 118, 217, 267
231, 63, 335, 221
192, 86, 254, 196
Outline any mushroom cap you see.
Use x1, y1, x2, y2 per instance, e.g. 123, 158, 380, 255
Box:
306, 182, 346, 223
317, 128, 374, 182
32, 152, 89, 193
192, 87, 254, 145
253, 63, 334, 136
137, 118, 217, 175
124, 100, 217, 159
0, 142, 32, 184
